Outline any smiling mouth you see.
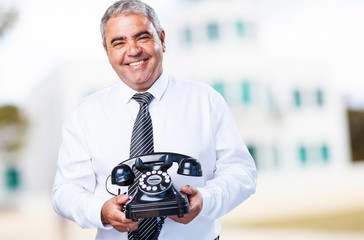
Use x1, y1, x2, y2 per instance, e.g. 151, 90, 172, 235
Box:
128, 60, 145, 67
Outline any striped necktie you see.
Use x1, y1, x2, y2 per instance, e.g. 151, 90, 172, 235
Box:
128, 92, 160, 240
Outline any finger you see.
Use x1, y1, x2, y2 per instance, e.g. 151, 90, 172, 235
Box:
118, 220, 139, 232
168, 214, 185, 222
116, 194, 130, 204
181, 185, 196, 195
168, 213, 192, 224
128, 220, 140, 231
109, 213, 136, 228
115, 223, 137, 233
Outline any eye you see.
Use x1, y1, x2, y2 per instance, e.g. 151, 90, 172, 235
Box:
112, 41, 125, 48
138, 34, 152, 42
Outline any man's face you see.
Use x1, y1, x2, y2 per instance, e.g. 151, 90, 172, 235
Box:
103, 14, 165, 92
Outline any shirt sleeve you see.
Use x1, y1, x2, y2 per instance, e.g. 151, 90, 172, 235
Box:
51, 107, 110, 229
197, 90, 257, 219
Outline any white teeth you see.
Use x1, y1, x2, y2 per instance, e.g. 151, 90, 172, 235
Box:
129, 60, 145, 66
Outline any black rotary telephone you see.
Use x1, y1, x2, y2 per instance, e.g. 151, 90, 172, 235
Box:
110, 152, 202, 221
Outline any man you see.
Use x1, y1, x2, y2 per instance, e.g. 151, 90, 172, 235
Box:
52, 0, 257, 239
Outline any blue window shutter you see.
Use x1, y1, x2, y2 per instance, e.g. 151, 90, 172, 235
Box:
321, 144, 329, 162
207, 23, 219, 40
212, 82, 225, 97
236, 20, 245, 36
294, 89, 301, 107
299, 146, 307, 164
185, 27, 192, 44
316, 89, 324, 106
242, 82, 251, 104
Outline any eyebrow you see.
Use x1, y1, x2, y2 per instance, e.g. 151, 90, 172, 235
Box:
134, 30, 153, 38
110, 31, 153, 45
110, 36, 126, 45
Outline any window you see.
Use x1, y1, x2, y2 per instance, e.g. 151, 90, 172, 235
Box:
299, 145, 307, 164
236, 20, 245, 37
241, 81, 251, 104
5, 166, 20, 191
321, 144, 329, 162
298, 144, 330, 166
316, 89, 324, 106
207, 22, 219, 40
184, 27, 192, 44
294, 89, 301, 107
293, 88, 325, 108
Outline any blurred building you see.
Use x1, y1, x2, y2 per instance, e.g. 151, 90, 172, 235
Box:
164, 0, 351, 173
163, 0, 362, 223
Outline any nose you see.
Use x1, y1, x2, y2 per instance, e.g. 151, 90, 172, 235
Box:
126, 41, 141, 56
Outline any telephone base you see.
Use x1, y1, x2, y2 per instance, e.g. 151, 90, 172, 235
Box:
125, 197, 190, 221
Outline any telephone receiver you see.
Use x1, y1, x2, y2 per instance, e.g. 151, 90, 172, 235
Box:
111, 152, 202, 221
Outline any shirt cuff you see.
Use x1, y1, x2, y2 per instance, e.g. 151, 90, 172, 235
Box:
196, 187, 212, 218
86, 195, 113, 230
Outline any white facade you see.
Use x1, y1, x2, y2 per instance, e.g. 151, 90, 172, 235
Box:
163, 0, 351, 173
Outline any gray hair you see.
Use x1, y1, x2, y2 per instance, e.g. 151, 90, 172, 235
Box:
100, 0, 162, 46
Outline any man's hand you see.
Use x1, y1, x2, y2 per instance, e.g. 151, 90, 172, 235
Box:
101, 194, 140, 232
169, 185, 203, 224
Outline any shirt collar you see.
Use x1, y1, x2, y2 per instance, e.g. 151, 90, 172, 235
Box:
147, 71, 168, 102
117, 71, 169, 104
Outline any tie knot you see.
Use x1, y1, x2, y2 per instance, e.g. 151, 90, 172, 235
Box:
132, 92, 153, 106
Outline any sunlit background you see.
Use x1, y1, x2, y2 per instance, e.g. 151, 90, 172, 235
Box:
1, 0, 364, 239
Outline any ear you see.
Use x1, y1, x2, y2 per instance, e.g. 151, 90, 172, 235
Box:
160, 30, 166, 53
103, 42, 109, 56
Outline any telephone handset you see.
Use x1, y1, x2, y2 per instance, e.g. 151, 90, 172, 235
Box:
110, 152, 202, 221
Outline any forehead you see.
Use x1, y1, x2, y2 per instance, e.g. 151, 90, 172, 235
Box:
105, 14, 155, 37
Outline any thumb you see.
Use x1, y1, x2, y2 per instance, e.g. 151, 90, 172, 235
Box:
116, 194, 130, 204
181, 185, 195, 195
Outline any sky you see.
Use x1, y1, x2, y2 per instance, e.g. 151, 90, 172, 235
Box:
0, 0, 364, 107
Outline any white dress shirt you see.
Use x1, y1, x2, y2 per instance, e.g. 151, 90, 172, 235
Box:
52, 72, 257, 240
